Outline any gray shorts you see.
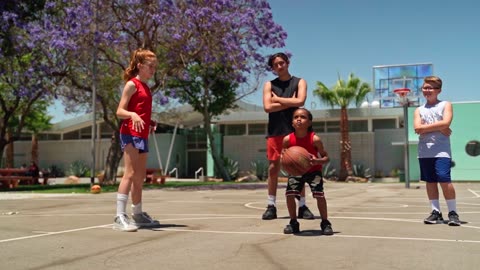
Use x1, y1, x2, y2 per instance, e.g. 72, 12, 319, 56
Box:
286, 171, 324, 198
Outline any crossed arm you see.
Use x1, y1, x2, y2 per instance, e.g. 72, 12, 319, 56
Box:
413, 102, 453, 136
263, 78, 307, 113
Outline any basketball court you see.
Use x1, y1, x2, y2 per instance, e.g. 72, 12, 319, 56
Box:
1, 182, 480, 270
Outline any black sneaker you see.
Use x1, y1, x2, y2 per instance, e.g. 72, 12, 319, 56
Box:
447, 211, 461, 226
284, 220, 300, 234
262, 205, 277, 220
320, 219, 334, 235
424, 210, 444, 224
298, 205, 315, 220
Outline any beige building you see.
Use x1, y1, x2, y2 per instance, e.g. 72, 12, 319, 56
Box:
9, 101, 405, 179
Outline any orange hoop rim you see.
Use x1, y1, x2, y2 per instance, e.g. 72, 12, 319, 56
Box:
393, 88, 411, 97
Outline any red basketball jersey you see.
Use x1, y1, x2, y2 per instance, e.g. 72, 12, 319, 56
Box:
119, 77, 152, 139
288, 131, 322, 172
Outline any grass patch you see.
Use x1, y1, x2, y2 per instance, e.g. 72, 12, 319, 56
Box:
1, 181, 263, 194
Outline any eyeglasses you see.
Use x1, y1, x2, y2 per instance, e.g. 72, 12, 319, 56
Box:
421, 87, 439, 90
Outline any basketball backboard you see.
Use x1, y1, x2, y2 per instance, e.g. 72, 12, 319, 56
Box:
372, 63, 433, 108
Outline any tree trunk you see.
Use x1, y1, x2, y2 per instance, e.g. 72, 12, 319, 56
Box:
104, 131, 123, 184
6, 131, 14, 168
31, 134, 39, 165
0, 132, 10, 168
203, 111, 230, 181
339, 107, 353, 181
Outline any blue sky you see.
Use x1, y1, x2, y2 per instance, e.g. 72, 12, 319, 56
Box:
49, 0, 480, 122
244, 0, 480, 109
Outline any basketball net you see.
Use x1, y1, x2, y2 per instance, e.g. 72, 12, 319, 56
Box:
393, 88, 411, 106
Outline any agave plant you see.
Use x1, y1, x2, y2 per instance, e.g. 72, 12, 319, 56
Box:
251, 160, 268, 180
353, 163, 372, 179
215, 156, 239, 181
322, 162, 337, 179
66, 160, 90, 177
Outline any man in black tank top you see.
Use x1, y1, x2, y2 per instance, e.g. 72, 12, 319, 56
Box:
262, 52, 312, 220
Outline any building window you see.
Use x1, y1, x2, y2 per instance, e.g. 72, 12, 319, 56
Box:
312, 121, 325, 133
248, 124, 266, 135
187, 127, 207, 149
349, 120, 368, 132
372, 119, 396, 130
79, 127, 92, 139
63, 130, 79, 140
225, 124, 246, 135
326, 121, 340, 133
38, 134, 61, 140
100, 122, 115, 138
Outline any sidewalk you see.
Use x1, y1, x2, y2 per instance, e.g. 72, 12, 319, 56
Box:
49, 177, 200, 185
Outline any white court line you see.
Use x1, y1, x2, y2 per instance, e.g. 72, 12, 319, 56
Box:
1, 215, 480, 244
0, 224, 112, 243
244, 202, 410, 210
156, 228, 480, 244
468, 189, 480, 198
4, 210, 480, 218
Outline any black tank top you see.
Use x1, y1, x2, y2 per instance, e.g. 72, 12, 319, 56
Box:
267, 76, 300, 137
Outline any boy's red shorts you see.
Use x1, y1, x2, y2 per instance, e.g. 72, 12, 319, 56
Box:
266, 136, 284, 161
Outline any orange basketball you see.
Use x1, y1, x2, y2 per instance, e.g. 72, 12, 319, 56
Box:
90, 185, 102, 194
281, 146, 312, 176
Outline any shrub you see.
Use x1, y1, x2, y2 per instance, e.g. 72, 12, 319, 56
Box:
353, 163, 372, 179
215, 156, 239, 181
47, 164, 65, 177
66, 160, 90, 177
322, 162, 337, 179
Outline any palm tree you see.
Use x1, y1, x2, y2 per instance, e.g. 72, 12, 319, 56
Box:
24, 104, 53, 166
313, 73, 372, 181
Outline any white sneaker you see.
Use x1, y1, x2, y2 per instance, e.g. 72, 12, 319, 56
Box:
113, 214, 138, 232
132, 212, 160, 228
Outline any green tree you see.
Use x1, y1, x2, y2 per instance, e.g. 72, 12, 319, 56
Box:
23, 101, 53, 166
0, 2, 57, 167
313, 73, 371, 181
11, 0, 286, 183
3, 101, 52, 168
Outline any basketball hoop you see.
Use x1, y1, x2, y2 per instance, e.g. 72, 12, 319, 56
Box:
393, 88, 411, 106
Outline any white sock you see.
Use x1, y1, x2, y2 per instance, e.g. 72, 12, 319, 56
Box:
299, 197, 306, 207
267, 195, 276, 206
116, 193, 128, 216
430, 200, 441, 212
446, 199, 457, 213
132, 202, 143, 215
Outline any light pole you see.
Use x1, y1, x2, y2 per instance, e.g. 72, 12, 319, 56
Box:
90, 0, 99, 185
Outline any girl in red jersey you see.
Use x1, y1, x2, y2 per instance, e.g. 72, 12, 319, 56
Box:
114, 49, 159, 232
281, 108, 333, 235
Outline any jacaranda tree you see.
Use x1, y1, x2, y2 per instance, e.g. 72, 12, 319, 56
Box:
21, 0, 176, 182
161, 0, 288, 180
0, 1, 58, 167
8, 0, 287, 182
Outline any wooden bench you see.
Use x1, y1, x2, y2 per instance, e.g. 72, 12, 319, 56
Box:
0, 168, 49, 189
145, 168, 167, 184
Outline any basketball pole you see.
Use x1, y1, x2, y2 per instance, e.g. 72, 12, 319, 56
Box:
402, 102, 410, 188
394, 86, 411, 189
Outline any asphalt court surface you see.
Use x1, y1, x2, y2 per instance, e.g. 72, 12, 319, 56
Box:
1, 182, 480, 270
